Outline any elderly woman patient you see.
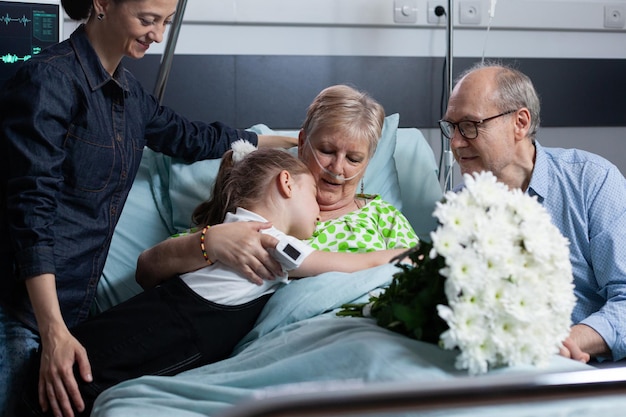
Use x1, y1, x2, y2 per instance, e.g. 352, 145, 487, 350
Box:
137, 84, 418, 284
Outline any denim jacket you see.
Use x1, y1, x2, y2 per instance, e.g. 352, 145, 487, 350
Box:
0, 25, 257, 330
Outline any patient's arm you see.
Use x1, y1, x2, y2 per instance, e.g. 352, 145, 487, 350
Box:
257, 134, 298, 149
136, 222, 282, 288
288, 249, 408, 278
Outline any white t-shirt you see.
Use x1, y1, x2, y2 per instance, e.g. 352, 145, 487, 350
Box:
180, 208, 314, 305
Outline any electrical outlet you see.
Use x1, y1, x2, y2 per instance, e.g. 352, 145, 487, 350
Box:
459, 1, 481, 24
604, 4, 626, 29
427, 0, 446, 24
393, 0, 417, 24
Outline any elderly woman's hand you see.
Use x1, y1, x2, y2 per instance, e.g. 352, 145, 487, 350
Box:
136, 222, 282, 288
205, 222, 283, 284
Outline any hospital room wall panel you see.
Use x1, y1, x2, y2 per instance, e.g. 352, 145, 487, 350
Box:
63, 0, 626, 178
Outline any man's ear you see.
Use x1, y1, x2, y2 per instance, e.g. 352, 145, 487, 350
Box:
514, 108, 532, 141
276, 170, 293, 198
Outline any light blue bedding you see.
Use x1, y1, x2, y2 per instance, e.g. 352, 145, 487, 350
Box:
92, 263, 594, 417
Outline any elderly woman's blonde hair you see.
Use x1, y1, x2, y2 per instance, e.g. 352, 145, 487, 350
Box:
301, 85, 385, 158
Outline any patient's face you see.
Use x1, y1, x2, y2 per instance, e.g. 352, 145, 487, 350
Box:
300, 129, 369, 214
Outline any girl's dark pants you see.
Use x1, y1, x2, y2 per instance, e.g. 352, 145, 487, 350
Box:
21, 277, 271, 416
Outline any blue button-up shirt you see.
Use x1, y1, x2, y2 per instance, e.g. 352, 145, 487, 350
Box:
0, 25, 257, 330
528, 142, 626, 361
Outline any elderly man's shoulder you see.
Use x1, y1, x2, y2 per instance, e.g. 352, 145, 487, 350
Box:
539, 143, 621, 174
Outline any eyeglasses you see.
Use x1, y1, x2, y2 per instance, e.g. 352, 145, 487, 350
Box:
438, 109, 517, 140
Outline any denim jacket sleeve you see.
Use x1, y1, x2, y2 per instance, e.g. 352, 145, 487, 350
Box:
2, 62, 76, 279
126, 69, 258, 162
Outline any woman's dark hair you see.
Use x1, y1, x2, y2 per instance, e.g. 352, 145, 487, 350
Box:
192, 147, 311, 227
62, 0, 127, 21
61, 0, 93, 20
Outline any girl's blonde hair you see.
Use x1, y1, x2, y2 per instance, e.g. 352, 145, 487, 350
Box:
192, 148, 311, 226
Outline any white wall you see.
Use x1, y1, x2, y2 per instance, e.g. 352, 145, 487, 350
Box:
63, 0, 626, 182
64, 0, 626, 58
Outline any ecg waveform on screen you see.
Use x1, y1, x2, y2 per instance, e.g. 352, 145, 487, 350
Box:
0, 13, 32, 26
1, 3, 59, 83
1, 53, 31, 63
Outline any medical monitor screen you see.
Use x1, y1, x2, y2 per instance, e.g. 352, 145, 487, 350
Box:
0, 0, 61, 85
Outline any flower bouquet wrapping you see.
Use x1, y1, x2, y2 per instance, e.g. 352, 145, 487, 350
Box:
339, 171, 576, 375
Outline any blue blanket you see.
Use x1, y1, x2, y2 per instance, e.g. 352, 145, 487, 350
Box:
92, 264, 595, 417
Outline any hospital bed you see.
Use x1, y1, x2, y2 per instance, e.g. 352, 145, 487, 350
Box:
90, 114, 625, 417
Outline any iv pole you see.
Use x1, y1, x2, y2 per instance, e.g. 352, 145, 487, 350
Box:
154, 0, 189, 103
442, 0, 454, 191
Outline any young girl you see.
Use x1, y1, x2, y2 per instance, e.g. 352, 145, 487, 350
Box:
22, 141, 406, 417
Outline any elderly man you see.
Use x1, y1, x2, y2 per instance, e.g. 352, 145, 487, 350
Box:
439, 62, 626, 363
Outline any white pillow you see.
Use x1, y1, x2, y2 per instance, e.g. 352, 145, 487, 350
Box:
167, 113, 402, 232
363, 113, 401, 208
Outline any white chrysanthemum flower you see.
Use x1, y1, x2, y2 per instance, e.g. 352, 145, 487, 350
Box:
444, 253, 486, 294
231, 139, 257, 163
430, 226, 464, 259
433, 171, 575, 375
499, 284, 536, 323
433, 198, 476, 243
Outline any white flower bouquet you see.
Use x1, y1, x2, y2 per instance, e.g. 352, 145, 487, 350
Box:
339, 171, 576, 375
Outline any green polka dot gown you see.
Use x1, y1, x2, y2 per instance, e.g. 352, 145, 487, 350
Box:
307, 195, 418, 253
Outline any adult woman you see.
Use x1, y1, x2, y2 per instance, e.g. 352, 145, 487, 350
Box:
136, 84, 418, 285
0, 0, 294, 416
